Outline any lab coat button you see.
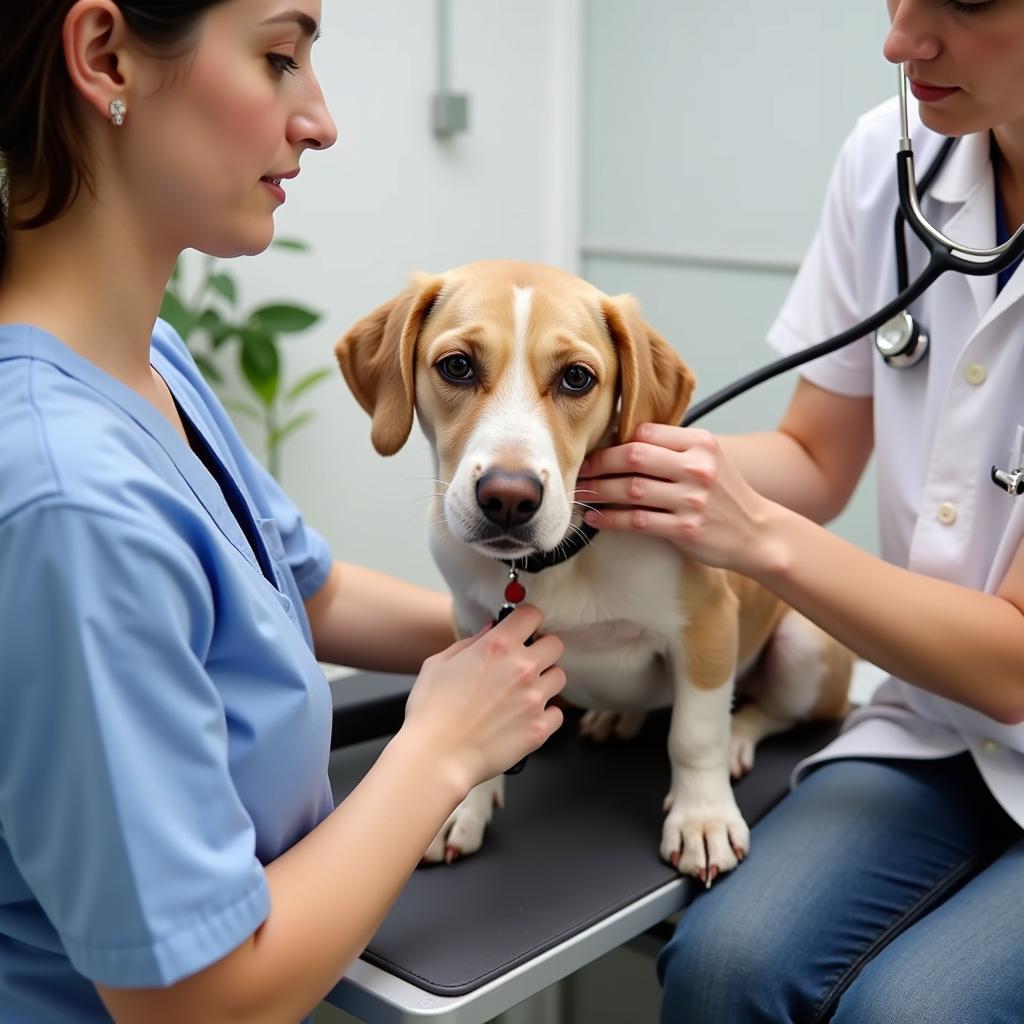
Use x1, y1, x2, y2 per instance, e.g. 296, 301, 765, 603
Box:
965, 363, 987, 385
936, 502, 957, 525
982, 739, 1000, 753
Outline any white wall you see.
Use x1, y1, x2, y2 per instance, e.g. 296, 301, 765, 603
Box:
217, 0, 581, 589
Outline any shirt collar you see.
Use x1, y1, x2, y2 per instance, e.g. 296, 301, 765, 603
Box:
928, 129, 992, 206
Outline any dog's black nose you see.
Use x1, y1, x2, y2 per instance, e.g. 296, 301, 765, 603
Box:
476, 471, 544, 529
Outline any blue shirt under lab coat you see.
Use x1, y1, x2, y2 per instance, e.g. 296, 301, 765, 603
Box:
0, 320, 335, 1021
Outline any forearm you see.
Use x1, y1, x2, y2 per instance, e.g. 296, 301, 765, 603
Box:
100, 729, 466, 1024
307, 561, 455, 672
752, 504, 1024, 724
720, 431, 842, 524
719, 379, 874, 524
245, 729, 464, 1020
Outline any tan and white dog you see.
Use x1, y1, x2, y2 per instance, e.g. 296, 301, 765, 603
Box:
337, 260, 852, 883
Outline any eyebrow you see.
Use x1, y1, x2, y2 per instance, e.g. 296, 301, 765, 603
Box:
261, 9, 321, 41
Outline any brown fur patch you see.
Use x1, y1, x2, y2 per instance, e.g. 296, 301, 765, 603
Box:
726, 571, 789, 670
679, 562, 740, 690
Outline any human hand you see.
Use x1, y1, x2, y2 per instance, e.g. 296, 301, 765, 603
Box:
402, 605, 566, 796
577, 423, 774, 572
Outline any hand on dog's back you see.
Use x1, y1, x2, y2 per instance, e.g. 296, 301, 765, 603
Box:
402, 605, 566, 797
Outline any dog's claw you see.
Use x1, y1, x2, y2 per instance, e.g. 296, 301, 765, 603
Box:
445, 844, 461, 864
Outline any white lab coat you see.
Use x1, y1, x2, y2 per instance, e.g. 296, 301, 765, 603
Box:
767, 96, 1024, 828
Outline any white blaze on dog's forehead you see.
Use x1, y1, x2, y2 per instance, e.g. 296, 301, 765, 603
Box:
493, 285, 538, 414
513, 286, 533, 352
468, 283, 550, 470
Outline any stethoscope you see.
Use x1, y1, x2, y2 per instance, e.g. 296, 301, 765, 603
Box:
682, 65, 1024, 496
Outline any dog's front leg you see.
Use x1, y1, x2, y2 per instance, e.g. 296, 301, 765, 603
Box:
423, 775, 505, 864
661, 625, 750, 885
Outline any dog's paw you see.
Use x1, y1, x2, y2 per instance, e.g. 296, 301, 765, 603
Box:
729, 703, 793, 779
578, 709, 646, 742
421, 777, 504, 865
659, 799, 750, 886
729, 727, 756, 779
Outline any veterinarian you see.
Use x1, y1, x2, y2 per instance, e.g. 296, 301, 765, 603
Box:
580, 1, 1024, 1020
0, 3, 567, 1021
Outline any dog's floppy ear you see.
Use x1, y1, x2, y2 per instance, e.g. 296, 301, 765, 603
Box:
602, 293, 696, 443
335, 273, 445, 455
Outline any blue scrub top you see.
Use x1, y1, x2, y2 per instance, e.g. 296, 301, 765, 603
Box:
0, 321, 335, 1021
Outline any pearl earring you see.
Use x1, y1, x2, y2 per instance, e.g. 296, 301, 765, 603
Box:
109, 99, 127, 126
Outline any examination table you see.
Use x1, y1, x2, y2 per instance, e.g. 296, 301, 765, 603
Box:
325, 672, 842, 1023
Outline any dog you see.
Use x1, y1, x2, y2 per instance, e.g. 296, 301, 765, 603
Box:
336, 260, 852, 883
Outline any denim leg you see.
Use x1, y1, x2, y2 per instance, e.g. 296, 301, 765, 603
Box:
832, 835, 1024, 1024
657, 755, 1017, 1024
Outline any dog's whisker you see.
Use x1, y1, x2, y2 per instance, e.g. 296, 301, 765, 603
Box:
409, 475, 452, 487
564, 521, 596, 548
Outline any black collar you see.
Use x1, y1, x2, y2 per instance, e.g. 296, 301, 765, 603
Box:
500, 520, 600, 574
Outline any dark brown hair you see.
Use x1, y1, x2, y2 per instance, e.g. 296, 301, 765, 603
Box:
0, 1, 228, 272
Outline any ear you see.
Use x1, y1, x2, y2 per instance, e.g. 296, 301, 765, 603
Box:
62, 1, 138, 124
602, 293, 696, 443
335, 273, 445, 456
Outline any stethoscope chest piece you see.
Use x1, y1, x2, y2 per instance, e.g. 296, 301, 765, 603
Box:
875, 310, 929, 369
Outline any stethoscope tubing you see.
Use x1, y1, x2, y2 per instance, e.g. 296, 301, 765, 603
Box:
684, 148, 1024, 426
683, 254, 943, 425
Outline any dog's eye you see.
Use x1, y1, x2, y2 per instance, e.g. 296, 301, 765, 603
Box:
437, 354, 475, 384
560, 365, 596, 394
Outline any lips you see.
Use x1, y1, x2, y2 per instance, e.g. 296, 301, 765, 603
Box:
909, 80, 959, 103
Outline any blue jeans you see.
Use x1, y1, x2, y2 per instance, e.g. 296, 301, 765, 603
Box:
657, 755, 1023, 1023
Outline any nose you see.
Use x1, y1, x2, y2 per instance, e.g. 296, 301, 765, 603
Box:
476, 471, 544, 530
883, 0, 941, 66
288, 80, 338, 152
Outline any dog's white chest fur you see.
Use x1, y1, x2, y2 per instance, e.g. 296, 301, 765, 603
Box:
430, 527, 682, 711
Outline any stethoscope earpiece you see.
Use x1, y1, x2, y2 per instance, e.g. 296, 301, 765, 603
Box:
875, 310, 929, 369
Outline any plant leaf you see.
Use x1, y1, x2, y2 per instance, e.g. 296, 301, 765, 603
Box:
160, 290, 194, 339
222, 398, 265, 424
249, 303, 320, 334
239, 327, 280, 405
272, 237, 310, 252
286, 367, 332, 402
269, 411, 315, 447
198, 307, 226, 331
208, 272, 238, 305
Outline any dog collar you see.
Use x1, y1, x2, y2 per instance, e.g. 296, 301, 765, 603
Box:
499, 520, 600, 575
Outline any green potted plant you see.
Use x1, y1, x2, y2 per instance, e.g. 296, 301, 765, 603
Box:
160, 238, 330, 479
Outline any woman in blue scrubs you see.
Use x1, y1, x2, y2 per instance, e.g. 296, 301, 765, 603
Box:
0, 3, 567, 1021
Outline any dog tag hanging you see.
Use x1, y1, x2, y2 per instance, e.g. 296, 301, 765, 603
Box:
494, 565, 530, 775
494, 566, 526, 624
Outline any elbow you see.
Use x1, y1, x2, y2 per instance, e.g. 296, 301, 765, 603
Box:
985, 683, 1024, 727
994, 704, 1024, 727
